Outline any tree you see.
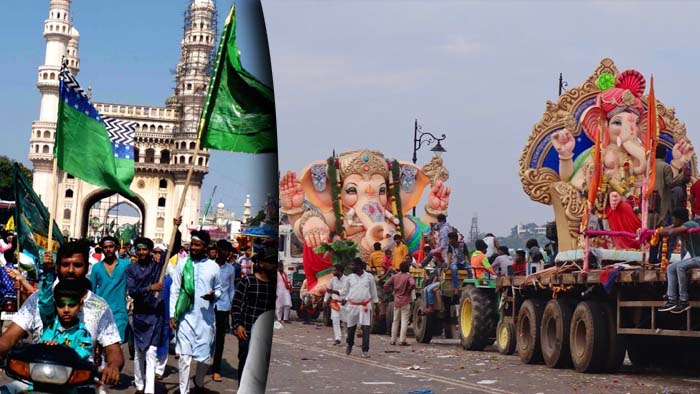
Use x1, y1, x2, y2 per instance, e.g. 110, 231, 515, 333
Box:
0, 156, 32, 201
248, 209, 266, 227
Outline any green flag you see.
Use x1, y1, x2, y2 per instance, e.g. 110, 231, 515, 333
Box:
199, 5, 276, 154
13, 163, 64, 271
55, 64, 136, 197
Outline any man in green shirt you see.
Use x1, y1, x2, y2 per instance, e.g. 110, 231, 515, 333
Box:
659, 208, 700, 314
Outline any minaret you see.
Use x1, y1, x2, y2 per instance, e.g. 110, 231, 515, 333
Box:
243, 194, 252, 225
172, 0, 216, 232
30, 0, 79, 206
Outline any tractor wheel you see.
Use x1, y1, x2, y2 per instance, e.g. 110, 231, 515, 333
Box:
569, 300, 608, 373
517, 299, 545, 364
601, 303, 626, 373
458, 285, 497, 351
540, 299, 574, 369
413, 298, 434, 344
496, 319, 516, 355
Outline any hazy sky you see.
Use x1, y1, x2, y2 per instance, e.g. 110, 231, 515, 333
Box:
4, 1, 700, 236
265, 0, 700, 235
0, 0, 275, 220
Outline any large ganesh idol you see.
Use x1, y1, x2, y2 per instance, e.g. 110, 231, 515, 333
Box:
280, 149, 450, 294
520, 58, 696, 252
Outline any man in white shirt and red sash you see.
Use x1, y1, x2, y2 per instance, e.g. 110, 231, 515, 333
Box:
342, 258, 378, 358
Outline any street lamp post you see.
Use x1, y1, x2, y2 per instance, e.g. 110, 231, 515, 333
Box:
412, 119, 447, 215
558, 72, 568, 96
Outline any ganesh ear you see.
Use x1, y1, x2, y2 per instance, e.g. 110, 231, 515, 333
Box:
580, 106, 607, 142
639, 112, 666, 140
299, 161, 334, 212
396, 162, 430, 214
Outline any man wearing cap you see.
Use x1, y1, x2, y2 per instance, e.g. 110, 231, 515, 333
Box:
90, 236, 130, 343
126, 237, 165, 394
170, 230, 222, 394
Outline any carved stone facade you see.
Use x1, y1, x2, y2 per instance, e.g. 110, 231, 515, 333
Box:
29, 0, 217, 243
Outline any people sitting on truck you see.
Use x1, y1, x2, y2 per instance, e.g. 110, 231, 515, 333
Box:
512, 250, 527, 276
368, 242, 386, 275
483, 233, 500, 262
526, 239, 544, 274
383, 249, 394, 273
491, 246, 513, 276
659, 208, 700, 314
419, 245, 435, 268
471, 239, 496, 279
446, 231, 471, 289
422, 265, 443, 314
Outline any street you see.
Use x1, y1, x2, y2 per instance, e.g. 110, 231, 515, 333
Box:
266, 319, 700, 394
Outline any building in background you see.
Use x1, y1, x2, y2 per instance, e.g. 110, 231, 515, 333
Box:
28, 0, 218, 243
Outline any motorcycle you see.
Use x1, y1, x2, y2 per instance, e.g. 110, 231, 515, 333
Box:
4, 343, 97, 393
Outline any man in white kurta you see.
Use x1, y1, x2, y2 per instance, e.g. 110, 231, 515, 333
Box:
342, 259, 378, 357
169, 231, 222, 394
323, 264, 347, 345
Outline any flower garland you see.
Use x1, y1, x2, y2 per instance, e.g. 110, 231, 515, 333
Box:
389, 159, 405, 237
327, 156, 346, 238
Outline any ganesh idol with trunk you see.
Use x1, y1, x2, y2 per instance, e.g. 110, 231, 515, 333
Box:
520, 58, 696, 253
280, 150, 450, 294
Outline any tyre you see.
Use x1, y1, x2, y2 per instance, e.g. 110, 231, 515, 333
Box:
540, 299, 574, 368
600, 303, 626, 373
458, 285, 497, 351
413, 297, 434, 343
569, 300, 608, 373
517, 299, 545, 364
496, 319, 516, 355
371, 305, 387, 335
385, 302, 395, 336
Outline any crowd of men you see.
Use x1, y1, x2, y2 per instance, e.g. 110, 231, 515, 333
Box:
277, 213, 552, 358
0, 219, 276, 394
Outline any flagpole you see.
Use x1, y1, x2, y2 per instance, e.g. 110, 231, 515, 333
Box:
157, 135, 203, 288
46, 156, 59, 252
200, 185, 217, 231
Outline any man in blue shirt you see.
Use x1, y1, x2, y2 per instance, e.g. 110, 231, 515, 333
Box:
212, 239, 235, 382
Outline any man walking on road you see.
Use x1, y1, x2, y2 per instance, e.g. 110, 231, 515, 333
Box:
231, 250, 277, 381
169, 230, 222, 394
126, 237, 164, 394
212, 239, 236, 382
383, 261, 415, 346
324, 264, 346, 345
342, 258, 378, 358
90, 236, 129, 343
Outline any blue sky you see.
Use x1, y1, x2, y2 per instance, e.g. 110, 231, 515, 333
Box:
5, 1, 700, 236
0, 0, 275, 220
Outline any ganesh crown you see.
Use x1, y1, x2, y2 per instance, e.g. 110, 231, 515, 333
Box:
596, 69, 646, 118
337, 150, 390, 181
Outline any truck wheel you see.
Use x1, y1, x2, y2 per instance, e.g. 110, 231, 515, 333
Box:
385, 302, 395, 336
517, 299, 544, 364
296, 308, 308, 321
496, 320, 516, 355
413, 298, 433, 343
540, 299, 574, 368
569, 300, 608, 373
371, 306, 387, 335
601, 303, 626, 373
459, 285, 497, 351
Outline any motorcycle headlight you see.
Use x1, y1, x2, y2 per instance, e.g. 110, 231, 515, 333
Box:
29, 363, 72, 385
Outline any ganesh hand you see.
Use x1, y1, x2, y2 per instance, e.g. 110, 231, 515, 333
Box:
551, 129, 575, 157
301, 217, 331, 248
280, 171, 305, 212
428, 181, 450, 212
